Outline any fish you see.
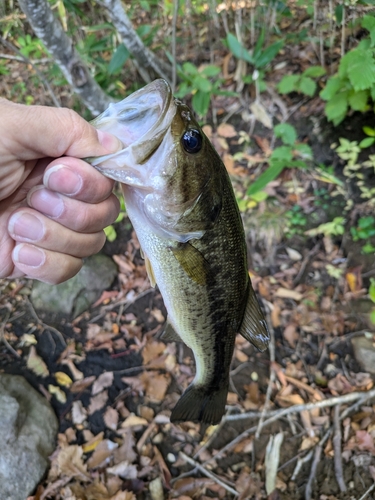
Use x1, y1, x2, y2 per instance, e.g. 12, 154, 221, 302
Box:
88, 79, 270, 425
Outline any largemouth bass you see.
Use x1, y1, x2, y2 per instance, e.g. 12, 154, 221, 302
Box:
89, 80, 270, 424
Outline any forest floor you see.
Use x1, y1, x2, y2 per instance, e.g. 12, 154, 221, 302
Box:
1, 14, 375, 500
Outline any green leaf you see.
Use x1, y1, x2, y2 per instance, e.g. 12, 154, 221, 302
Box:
253, 28, 265, 61
320, 76, 345, 100
201, 65, 221, 77
104, 225, 117, 242
108, 44, 129, 75
363, 125, 375, 137
370, 308, 375, 324
324, 91, 349, 124
369, 278, 375, 302
194, 75, 212, 92
274, 123, 297, 146
294, 143, 313, 160
303, 66, 326, 78
359, 137, 375, 148
255, 40, 284, 68
182, 62, 199, 75
270, 145, 293, 162
298, 76, 317, 96
335, 4, 343, 25
340, 49, 375, 91
247, 162, 285, 196
226, 33, 253, 64
362, 14, 375, 46
192, 90, 210, 116
348, 89, 370, 111
277, 74, 300, 94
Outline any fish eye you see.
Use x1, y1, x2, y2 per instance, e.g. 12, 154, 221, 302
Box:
182, 129, 202, 154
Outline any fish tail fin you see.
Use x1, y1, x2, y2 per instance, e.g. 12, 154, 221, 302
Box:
170, 384, 227, 425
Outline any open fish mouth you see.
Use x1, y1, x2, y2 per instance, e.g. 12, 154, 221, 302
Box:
89, 79, 175, 172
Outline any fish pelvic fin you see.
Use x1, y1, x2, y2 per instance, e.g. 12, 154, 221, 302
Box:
170, 384, 227, 425
144, 254, 157, 288
170, 242, 210, 286
239, 283, 270, 352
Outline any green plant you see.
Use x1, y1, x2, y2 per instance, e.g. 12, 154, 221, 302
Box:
350, 216, 375, 253
104, 197, 126, 242
176, 62, 234, 116
247, 123, 313, 196
305, 217, 346, 237
320, 13, 375, 125
369, 278, 375, 325
278, 66, 326, 97
285, 205, 308, 235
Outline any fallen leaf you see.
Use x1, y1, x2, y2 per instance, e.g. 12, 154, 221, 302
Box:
217, 122, 237, 138
27, 346, 49, 378
104, 407, 119, 430
140, 372, 170, 403
88, 390, 108, 414
283, 324, 299, 348
92, 371, 114, 395
82, 432, 104, 453
56, 445, 90, 481
275, 287, 303, 301
72, 400, 87, 425
107, 461, 138, 479
70, 375, 96, 393
48, 384, 67, 404
121, 414, 148, 428
142, 341, 166, 364
55, 371, 73, 388
87, 439, 118, 469
250, 101, 273, 129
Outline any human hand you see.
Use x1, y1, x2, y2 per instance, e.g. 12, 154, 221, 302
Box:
0, 98, 122, 284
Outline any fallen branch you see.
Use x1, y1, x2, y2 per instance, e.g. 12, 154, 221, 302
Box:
359, 483, 375, 500
333, 405, 347, 492
0, 309, 21, 359
305, 443, 322, 500
179, 451, 239, 497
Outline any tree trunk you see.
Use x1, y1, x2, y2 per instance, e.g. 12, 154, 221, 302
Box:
101, 0, 172, 83
18, 0, 112, 114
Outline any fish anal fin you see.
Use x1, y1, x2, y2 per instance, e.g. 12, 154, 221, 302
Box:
158, 320, 182, 342
170, 383, 227, 425
144, 254, 156, 288
170, 242, 210, 286
239, 284, 270, 352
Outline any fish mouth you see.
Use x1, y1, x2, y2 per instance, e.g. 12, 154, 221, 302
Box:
89, 79, 175, 170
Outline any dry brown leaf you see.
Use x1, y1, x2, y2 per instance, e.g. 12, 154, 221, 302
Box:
82, 432, 104, 453
275, 287, 303, 301
87, 439, 118, 469
104, 407, 119, 431
56, 445, 90, 481
72, 400, 87, 425
48, 384, 67, 404
70, 375, 95, 393
88, 390, 108, 414
151, 308, 165, 323
92, 371, 114, 395
122, 376, 145, 393
61, 359, 84, 381
121, 414, 148, 428
217, 122, 237, 138
109, 492, 136, 500
55, 371, 73, 388
140, 372, 170, 403
114, 430, 137, 464
107, 460, 138, 479
250, 101, 273, 129
283, 324, 299, 348
142, 340, 166, 364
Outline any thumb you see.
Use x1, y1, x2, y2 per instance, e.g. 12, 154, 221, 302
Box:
1, 99, 122, 161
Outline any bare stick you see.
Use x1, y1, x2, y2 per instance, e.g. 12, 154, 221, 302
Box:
255, 308, 275, 439
225, 387, 375, 422
0, 36, 61, 107
26, 298, 66, 347
333, 405, 347, 492
0, 310, 21, 359
305, 444, 322, 500
358, 483, 375, 500
179, 451, 239, 497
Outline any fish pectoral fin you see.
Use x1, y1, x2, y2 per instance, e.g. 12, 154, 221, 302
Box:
144, 254, 157, 288
239, 284, 270, 352
159, 320, 182, 342
170, 242, 210, 286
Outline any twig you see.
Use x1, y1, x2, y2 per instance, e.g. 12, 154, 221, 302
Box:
0, 310, 21, 359
255, 307, 275, 439
0, 36, 61, 108
26, 298, 66, 347
291, 449, 314, 481
89, 288, 154, 323
305, 444, 322, 500
333, 405, 346, 492
179, 451, 239, 497
358, 483, 375, 500
225, 387, 375, 423
0, 53, 51, 63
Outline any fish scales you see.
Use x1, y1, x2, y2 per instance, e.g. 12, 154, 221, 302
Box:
88, 79, 270, 424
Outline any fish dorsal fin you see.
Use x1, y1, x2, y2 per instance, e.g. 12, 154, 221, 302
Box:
239, 284, 270, 352
159, 320, 182, 342
170, 242, 210, 286
144, 254, 157, 288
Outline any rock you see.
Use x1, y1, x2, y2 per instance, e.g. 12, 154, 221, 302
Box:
0, 374, 58, 500
31, 253, 117, 318
351, 335, 375, 374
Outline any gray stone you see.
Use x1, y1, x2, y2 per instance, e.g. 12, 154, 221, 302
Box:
351, 335, 375, 374
31, 253, 117, 317
0, 374, 58, 500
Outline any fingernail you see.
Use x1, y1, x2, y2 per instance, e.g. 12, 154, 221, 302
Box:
27, 187, 64, 218
44, 164, 83, 195
97, 130, 123, 153
13, 244, 45, 267
8, 212, 44, 242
